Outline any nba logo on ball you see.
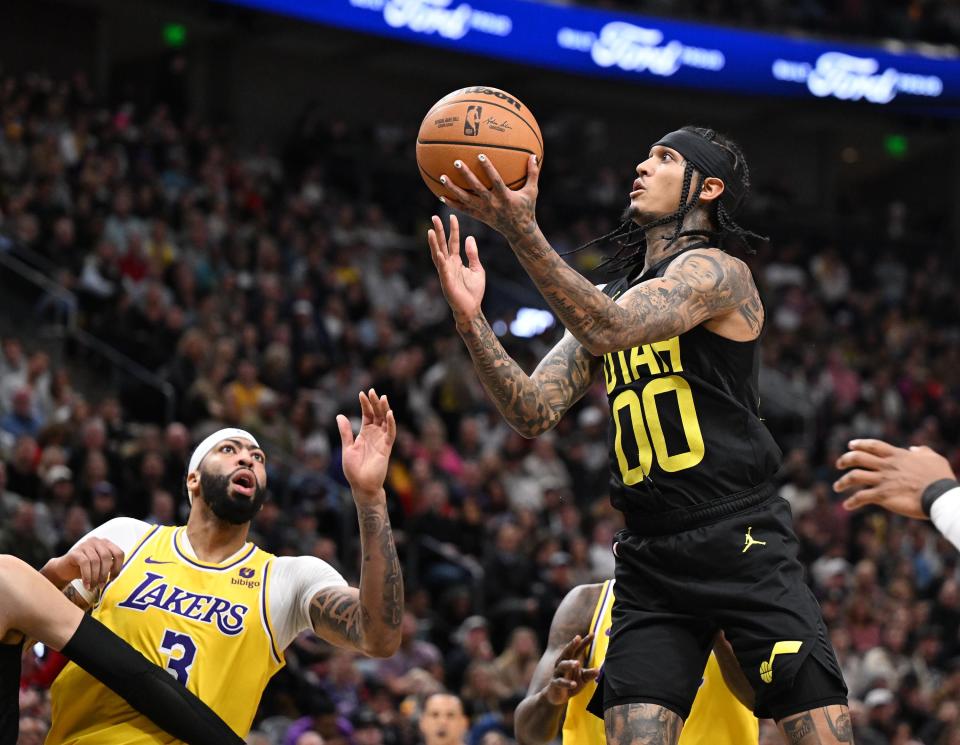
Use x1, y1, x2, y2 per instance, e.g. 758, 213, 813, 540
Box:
416, 86, 543, 199
464, 106, 482, 136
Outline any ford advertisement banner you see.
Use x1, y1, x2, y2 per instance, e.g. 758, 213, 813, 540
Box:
219, 0, 960, 111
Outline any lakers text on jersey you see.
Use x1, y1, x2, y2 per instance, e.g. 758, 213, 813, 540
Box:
48, 526, 284, 744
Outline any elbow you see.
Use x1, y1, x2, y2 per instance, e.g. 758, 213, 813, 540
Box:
514, 726, 548, 745
512, 421, 556, 440
581, 335, 609, 357
512, 702, 549, 745
362, 631, 401, 659
581, 329, 623, 357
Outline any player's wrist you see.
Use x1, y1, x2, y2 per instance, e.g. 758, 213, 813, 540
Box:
40, 556, 73, 589
921, 478, 959, 517
353, 487, 387, 506
454, 312, 481, 335
503, 217, 538, 245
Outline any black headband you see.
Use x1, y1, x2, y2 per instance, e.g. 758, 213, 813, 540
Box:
653, 130, 746, 213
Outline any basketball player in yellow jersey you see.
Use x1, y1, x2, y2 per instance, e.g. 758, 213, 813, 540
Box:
41, 389, 404, 743
515, 581, 758, 745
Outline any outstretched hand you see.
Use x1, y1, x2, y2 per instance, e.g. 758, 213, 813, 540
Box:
427, 214, 485, 330
543, 633, 600, 706
833, 439, 955, 519
338, 389, 397, 502
439, 154, 540, 240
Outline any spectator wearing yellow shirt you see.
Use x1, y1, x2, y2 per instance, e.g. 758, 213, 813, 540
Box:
223, 360, 269, 426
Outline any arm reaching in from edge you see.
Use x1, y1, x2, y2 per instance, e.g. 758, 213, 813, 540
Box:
428, 214, 601, 438
0, 554, 245, 744
514, 584, 602, 745
309, 389, 403, 657
835, 438, 960, 550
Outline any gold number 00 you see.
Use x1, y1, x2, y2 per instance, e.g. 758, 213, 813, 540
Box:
612, 375, 705, 485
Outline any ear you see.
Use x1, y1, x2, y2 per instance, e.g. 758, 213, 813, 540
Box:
186, 471, 200, 503
699, 176, 725, 205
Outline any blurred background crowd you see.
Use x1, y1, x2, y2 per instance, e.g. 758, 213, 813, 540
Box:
2, 1, 960, 744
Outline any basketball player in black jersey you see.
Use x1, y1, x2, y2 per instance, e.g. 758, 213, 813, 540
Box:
427, 127, 852, 744
0, 553, 245, 744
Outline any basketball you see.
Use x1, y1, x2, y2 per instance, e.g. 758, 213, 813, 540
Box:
416, 86, 543, 200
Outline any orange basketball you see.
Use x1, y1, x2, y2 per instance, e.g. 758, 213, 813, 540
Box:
416, 86, 543, 200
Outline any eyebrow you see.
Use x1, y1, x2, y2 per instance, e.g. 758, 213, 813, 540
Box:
649, 145, 683, 161
221, 439, 266, 459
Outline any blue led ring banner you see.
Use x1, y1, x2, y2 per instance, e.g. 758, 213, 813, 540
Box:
219, 0, 960, 110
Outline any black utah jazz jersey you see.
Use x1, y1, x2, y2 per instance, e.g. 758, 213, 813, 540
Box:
601, 252, 781, 520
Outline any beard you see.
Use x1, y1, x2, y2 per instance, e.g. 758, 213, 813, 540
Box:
623, 202, 662, 226
199, 469, 267, 525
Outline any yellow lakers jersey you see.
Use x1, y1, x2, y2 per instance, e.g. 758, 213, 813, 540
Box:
562, 581, 758, 745
48, 525, 285, 744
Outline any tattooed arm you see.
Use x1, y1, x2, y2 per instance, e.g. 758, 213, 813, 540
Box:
310, 390, 402, 657
506, 242, 762, 355
441, 157, 762, 355
428, 215, 601, 438
461, 319, 601, 438
308, 502, 402, 657
515, 584, 602, 745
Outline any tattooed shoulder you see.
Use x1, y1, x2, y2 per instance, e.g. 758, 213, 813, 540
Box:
670, 249, 763, 333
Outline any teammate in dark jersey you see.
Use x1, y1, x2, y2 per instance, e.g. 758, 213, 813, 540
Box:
427, 127, 852, 744
0, 553, 246, 744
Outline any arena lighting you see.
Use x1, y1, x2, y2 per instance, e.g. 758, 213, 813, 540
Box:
216, 0, 960, 113
162, 22, 187, 47
883, 134, 909, 158
510, 308, 556, 339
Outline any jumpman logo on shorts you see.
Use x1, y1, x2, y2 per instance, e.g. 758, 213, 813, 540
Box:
742, 526, 767, 553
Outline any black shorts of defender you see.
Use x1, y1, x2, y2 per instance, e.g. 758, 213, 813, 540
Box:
589, 486, 847, 723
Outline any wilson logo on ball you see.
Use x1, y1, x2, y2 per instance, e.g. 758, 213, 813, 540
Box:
454, 86, 523, 111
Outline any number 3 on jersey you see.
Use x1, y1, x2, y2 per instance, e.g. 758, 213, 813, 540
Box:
159, 629, 197, 685
612, 375, 705, 484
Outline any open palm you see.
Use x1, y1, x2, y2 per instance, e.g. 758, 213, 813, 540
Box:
338, 389, 397, 501
427, 214, 485, 327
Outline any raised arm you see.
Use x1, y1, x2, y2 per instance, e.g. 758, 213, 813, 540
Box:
309, 390, 403, 658
428, 215, 600, 438
514, 584, 602, 745
441, 158, 762, 355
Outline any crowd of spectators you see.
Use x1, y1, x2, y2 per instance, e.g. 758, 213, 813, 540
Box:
557, 0, 960, 47
2, 66, 960, 745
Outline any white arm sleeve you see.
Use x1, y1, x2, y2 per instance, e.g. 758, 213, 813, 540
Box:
931, 488, 960, 552
268, 556, 348, 650
67, 517, 153, 603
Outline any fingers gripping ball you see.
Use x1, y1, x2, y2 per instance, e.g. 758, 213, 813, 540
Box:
416, 86, 543, 199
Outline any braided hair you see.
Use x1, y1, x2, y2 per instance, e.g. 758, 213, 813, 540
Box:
574, 127, 767, 276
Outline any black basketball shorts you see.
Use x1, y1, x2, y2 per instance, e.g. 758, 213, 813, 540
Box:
590, 493, 847, 722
